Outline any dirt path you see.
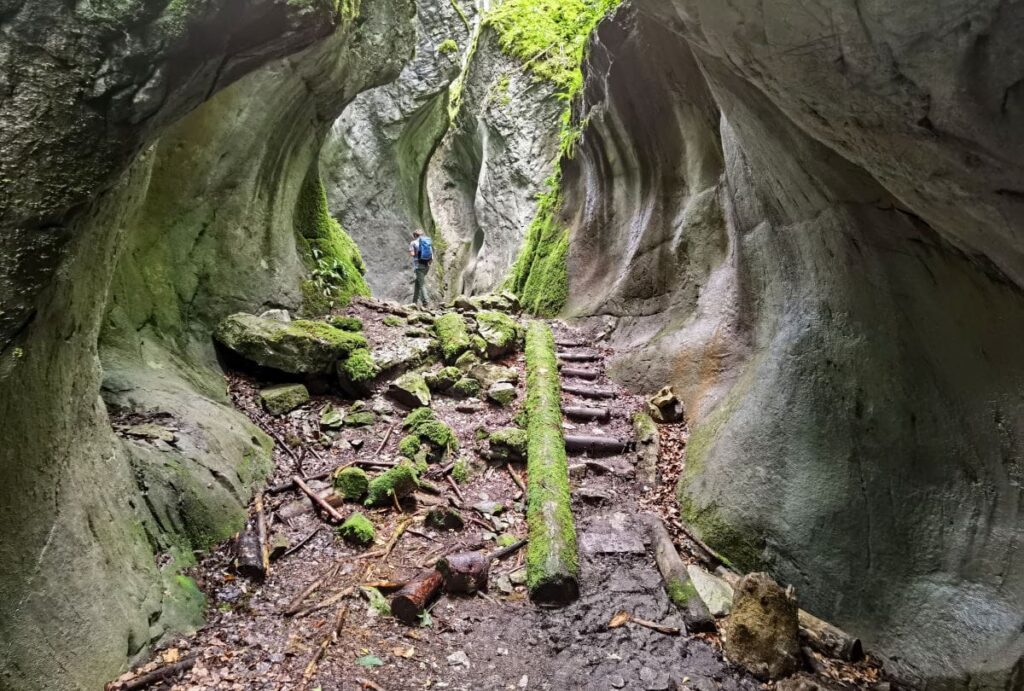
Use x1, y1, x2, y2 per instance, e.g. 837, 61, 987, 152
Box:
106, 300, 875, 691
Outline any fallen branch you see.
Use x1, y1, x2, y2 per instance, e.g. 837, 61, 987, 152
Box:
282, 526, 322, 559
267, 470, 332, 495
295, 586, 354, 619
524, 321, 579, 605
303, 601, 350, 680
488, 538, 527, 562
283, 563, 341, 616
255, 493, 270, 574
113, 655, 197, 691
375, 425, 395, 455
292, 475, 345, 523
608, 610, 680, 636
446, 474, 465, 503
506, 464, 526, 493
383, 517, 414, 562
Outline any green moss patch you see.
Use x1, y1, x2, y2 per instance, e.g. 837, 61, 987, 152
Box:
505, 174, 569, 317
489, 427, 528, 463
433, 313, 472, 363
425, 366, 462, 392
294, 172, 370, 317
338, 348, 380, 396
383, 315, 406, 327
451, 376, 481, 399
338, 512, 376, 546
365, 462, 420, 506
401, 407, 458, 461
329, 315, 363, 332
215, 313, 366, 375
333, 466, 369, 501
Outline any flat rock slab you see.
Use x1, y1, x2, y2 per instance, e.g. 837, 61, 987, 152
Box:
373, 337, 437, 375
579, 512, 647, 555
687, 564, 734, 617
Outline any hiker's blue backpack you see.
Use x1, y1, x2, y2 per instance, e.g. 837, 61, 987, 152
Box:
417, 236, 434, 262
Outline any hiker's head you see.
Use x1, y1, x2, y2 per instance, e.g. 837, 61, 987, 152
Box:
413, 228, 424, 238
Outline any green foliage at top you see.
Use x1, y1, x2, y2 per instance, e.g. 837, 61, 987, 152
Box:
295, 172, 370, 316
486, 0, 620, 103
504, 174, 568, 316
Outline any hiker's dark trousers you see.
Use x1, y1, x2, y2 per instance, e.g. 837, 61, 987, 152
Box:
413, 262, 430, 306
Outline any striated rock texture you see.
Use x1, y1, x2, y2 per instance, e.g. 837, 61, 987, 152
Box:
0, 1, 413, 688
565, 1, 1024, 687
426, 25, 563, 297
321, 0, 472, 302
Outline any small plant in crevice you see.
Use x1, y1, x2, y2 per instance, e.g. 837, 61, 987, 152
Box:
437, 38, 459, 55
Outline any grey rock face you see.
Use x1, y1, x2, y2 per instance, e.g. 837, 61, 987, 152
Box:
426, 26, 562, 296
0, 3, 414, 689
566, 2, 1024, 686
322, 0, 472, 302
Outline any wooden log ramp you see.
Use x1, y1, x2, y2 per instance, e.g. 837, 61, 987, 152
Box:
524, 321, 580, 605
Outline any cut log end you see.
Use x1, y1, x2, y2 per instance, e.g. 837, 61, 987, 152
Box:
390, 570, 443, 625
436, 551, 489, 594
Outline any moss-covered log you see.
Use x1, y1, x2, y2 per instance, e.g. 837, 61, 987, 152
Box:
643, 513, 714, 631
524, 321, 579, 605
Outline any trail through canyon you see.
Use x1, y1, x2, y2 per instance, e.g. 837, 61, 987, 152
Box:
106, 299, 883, 691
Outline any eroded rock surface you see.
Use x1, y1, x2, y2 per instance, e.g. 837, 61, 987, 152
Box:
566, 2, 1024, 685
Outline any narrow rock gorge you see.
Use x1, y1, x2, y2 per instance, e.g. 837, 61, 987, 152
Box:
1, 0, 1021, 689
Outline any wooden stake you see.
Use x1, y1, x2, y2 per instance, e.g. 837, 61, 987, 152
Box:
643, 513, 715, 631
254, 493, 270, 574
292, 475, 345, 523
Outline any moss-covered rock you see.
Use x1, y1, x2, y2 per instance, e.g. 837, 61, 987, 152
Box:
454, 350, 481, 370
433, 313, 472, 363
383, 315, 406, 327
329, 315, 364, 332
337, 348, 381, 397
387, 372, 431, 408
723, 573, 801, 680
333, 466, 369, 501
260, 383, 310, 415
401, 407, 458, 461
489, 427, 528, 463
425, 366, 462, 391
451, 376, 482, 399
475, 311, 521, 358
364, 462, 420, 506
451, 458, 472, 483
215, 313, 367, 375
338, 512, 376, 546
344, 410, 377, 427
320, 403, 345, 429
487, 382, 518, 407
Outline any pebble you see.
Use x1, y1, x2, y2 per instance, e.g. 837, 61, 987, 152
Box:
447, 651, 470, 668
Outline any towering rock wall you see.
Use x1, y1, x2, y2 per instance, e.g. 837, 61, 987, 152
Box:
321, 0, 472, 302
566, 3, 1024, 687
0, 2, 413, 689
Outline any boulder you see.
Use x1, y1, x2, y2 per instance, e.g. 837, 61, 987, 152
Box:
454, 350, 482, 370
487, 382, 517, 407
475, 311, 521, 358
723, 573, 801, 681
372, 337, 439, 377
425, 507, 464, 531
451, 377, 482, 399
320, 404, 345, 430
647, 386, 683, 423
337, 348, 381, 398
686, 564, 734, 617
260, 384, 310, 416
387, 372, 431, 408
364, 462, 420, 506
425, 366, 462, 392
215, 313, 367, 375
468, 363, 519, 389
333, 467, 369, 501
328, 315, 363, 332
433, 313, 472, 363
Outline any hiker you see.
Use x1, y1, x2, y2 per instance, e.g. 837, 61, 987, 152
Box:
409, 228, 433, 307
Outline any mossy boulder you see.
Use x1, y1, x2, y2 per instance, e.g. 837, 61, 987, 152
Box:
320, 403, 345, 429
387, 372, 431, 408
329, 315, 363, 332
364, 462, 420, 506
337, 348, 381, 397
215, 313, 367, 375
468, 363, 519, 389
489, 427, 528, 463
468, 293, 520, 312
344, 410, 376, 427
475, 311, 521, 358
487, 382, 518, 407
433, 313, 472, 363
383, 315, 406, 327
259, 383, 309, 415
338, 512, 376, 546
425, 366, 462, 392
451, 376, 482, 399
333, 466, 369, 501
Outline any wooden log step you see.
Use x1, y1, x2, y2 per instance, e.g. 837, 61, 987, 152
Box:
557, 352, 601, 363
559, 367, 600, 381
524, 321, 579, 605
390, 570, 443, 625
564, 435, 632, 455
562, 384, 616, 399
562, 405, 611, 421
